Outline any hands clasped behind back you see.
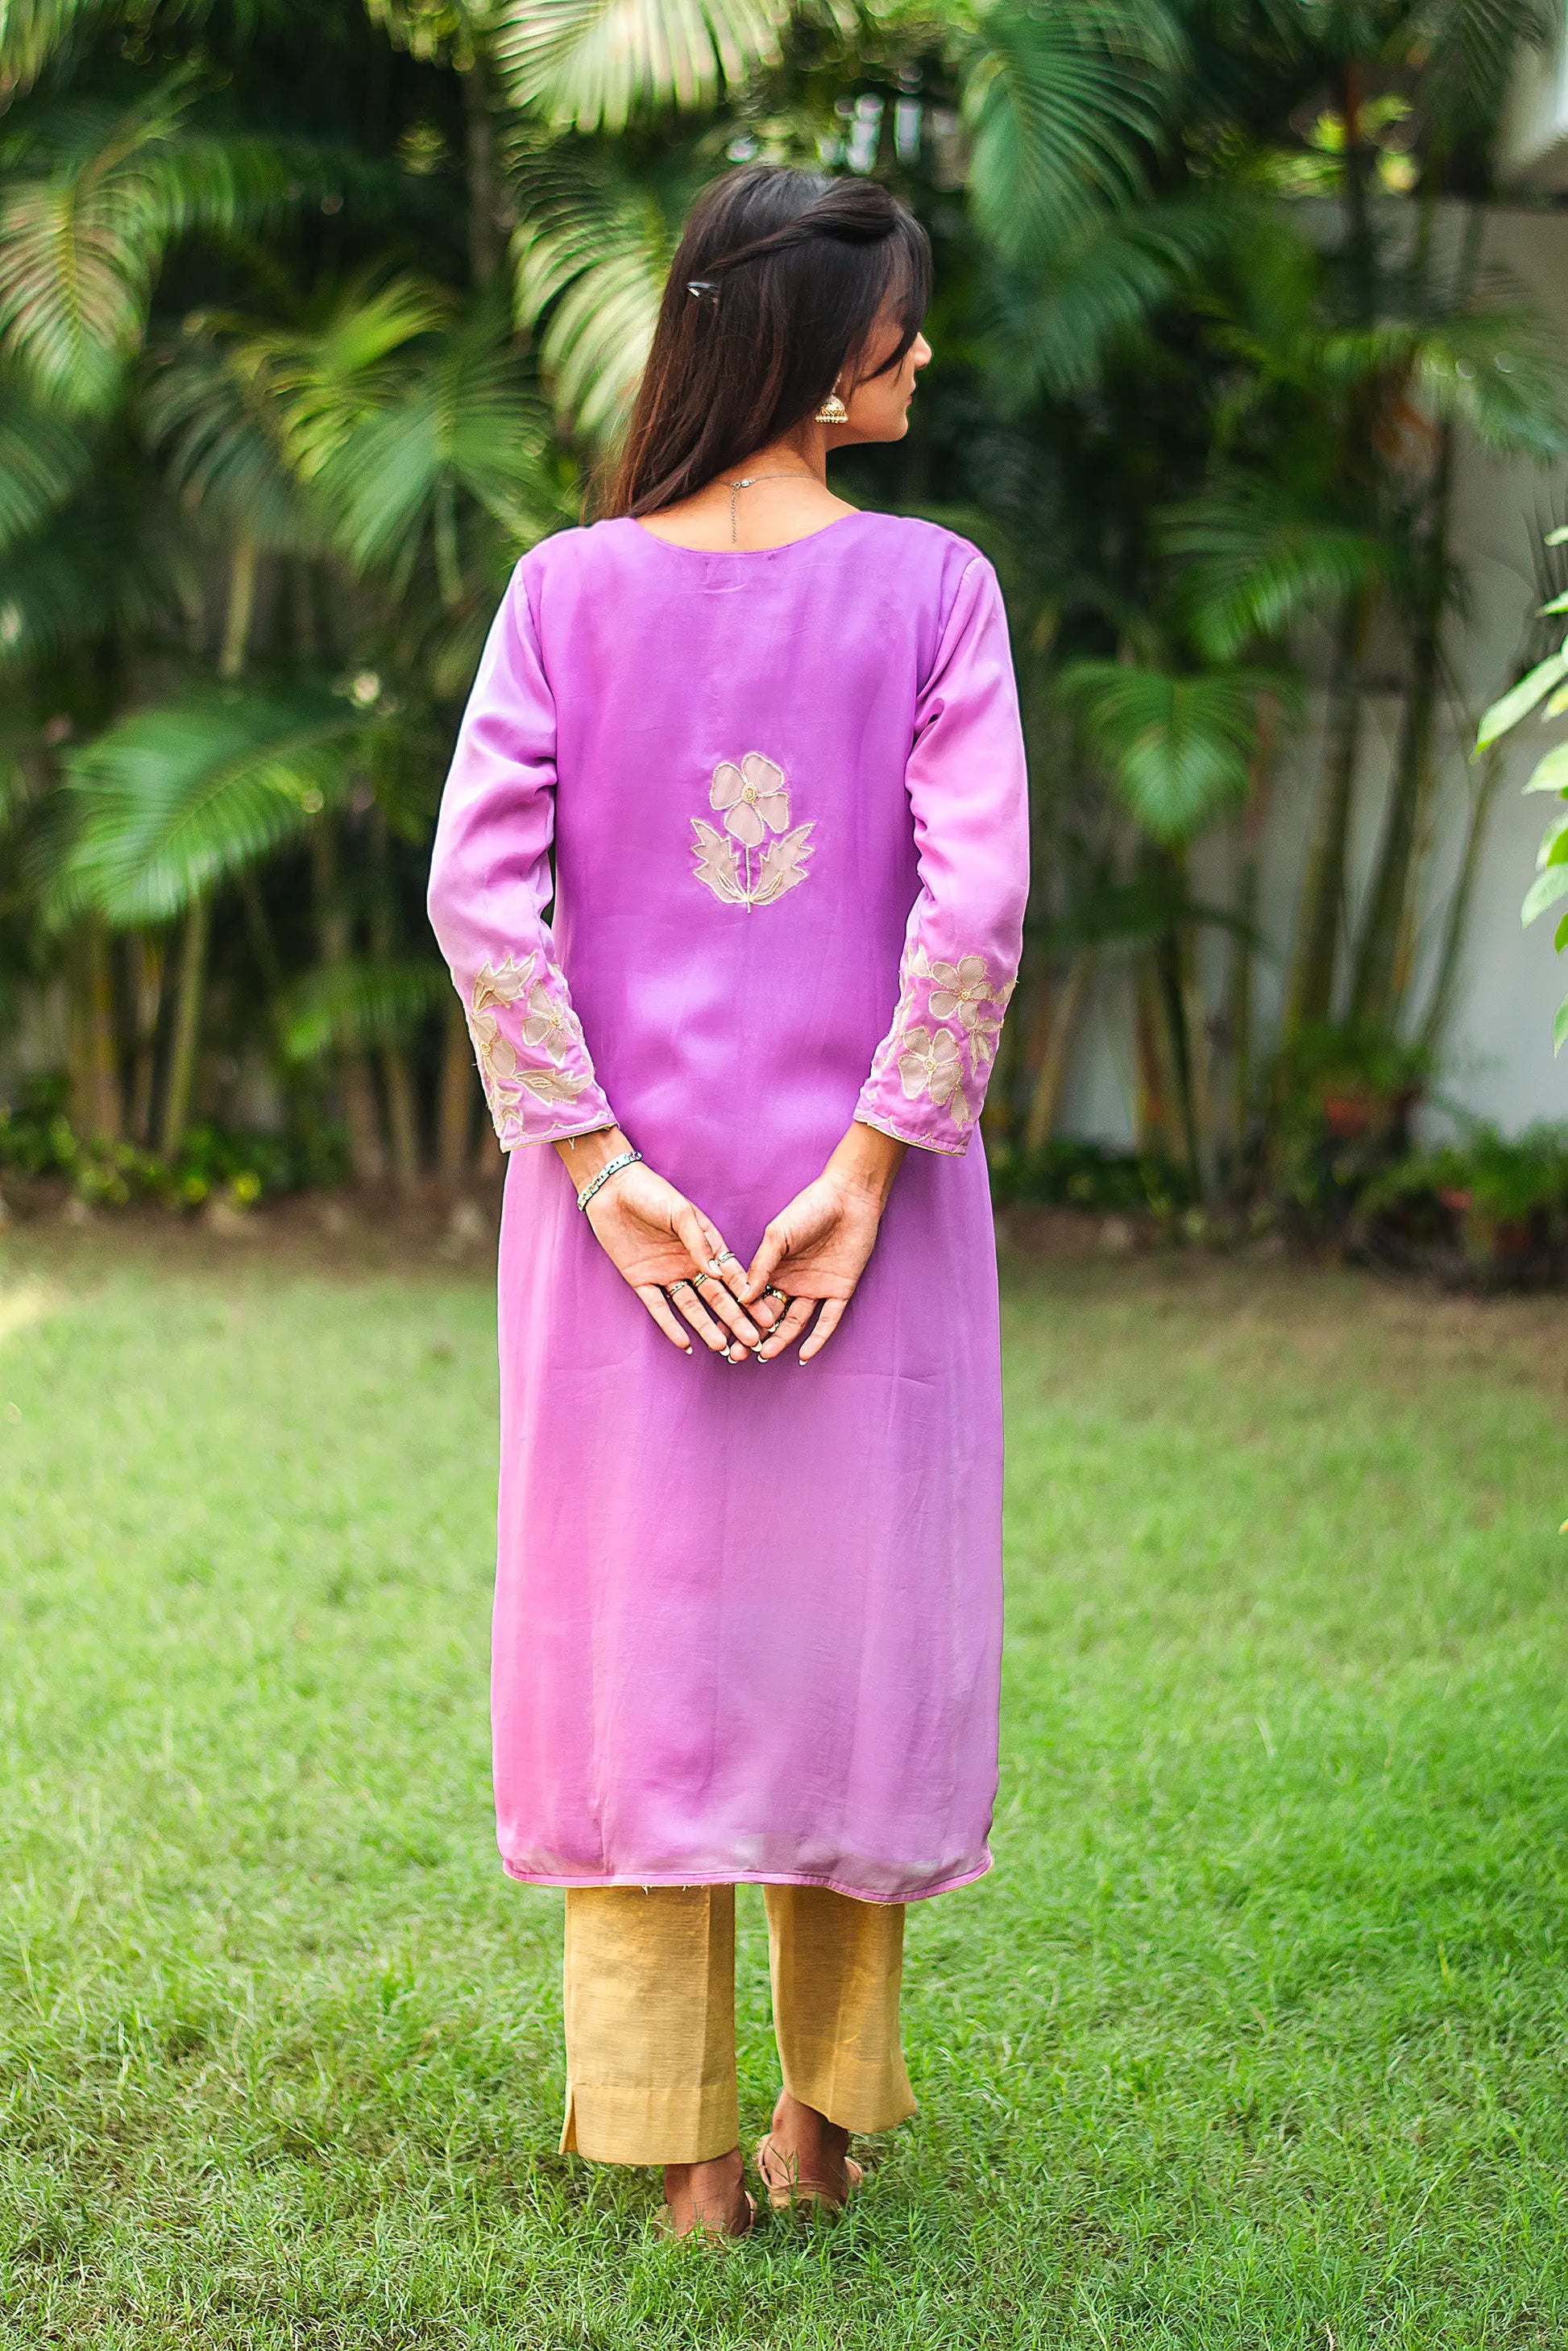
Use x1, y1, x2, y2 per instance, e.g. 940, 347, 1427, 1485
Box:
581, 1156, 762, 1359
575, 1119, 906, 1366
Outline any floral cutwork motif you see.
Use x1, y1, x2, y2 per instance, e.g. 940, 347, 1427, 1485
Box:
873, 945, 1014, 1135
467, 954, 591, 1141
691, 751, 815, 910
898, 1026, 969, 1119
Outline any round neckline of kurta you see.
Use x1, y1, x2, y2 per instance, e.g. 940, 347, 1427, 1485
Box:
623, 509, 872, 559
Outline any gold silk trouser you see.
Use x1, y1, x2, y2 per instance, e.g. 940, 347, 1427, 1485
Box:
558, 1882, 918, 2165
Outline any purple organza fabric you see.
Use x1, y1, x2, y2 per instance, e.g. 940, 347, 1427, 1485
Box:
427, 512, 1029, 1901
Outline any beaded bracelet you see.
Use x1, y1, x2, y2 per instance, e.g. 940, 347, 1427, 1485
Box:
575, 1148, 641, 1213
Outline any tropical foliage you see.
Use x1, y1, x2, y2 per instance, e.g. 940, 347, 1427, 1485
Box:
0, 0, 1562, 1208
1477, 524, 1568, 1056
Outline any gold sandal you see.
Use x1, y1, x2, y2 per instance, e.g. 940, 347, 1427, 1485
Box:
753, 2133, 863, 2214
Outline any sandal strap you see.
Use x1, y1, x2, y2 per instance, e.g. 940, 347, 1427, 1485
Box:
755, 2133, 860, 2208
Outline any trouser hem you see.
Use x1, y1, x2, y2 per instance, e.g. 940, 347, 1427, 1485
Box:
560, 2078, 740, 2166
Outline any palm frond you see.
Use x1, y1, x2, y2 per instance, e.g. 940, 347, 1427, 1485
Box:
65, 680, 361, 925
1411, 0, 1557, 152
511, 143, 676, 442
1410, 309, 1568, 462
492, 0, 787, 131
303, 302, 562, 587
0, 82, 309, 413
1058, 659, 1281, 840
253, 273, 454, 485
982, 191, 1250, 404
0, 480, 177, 670
0, 372, 95, 550
281, 955, 448, 1059
141, 329, 322, 555
0, 0, 102, 99
963, 0, 1185, 270
1159, 483, 1390, 661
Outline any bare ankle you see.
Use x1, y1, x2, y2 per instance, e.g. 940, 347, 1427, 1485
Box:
769, 2090, 848, 2169
662, 2146, 749, 2237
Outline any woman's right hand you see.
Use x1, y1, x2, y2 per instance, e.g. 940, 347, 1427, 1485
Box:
742, 1121, 906, 1362
559, 1129, 765, 1358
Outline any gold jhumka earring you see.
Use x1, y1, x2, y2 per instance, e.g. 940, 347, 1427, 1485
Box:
814, 387, 848, 425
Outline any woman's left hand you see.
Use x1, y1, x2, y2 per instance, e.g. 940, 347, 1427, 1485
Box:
558, 1126, 762, 1358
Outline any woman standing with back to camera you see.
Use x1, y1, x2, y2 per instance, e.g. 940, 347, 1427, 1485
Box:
427, 164, 1028, 2239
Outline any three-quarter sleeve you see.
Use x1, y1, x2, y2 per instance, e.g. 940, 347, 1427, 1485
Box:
426, 563, 616, 1149
855, 556, 1030, 1155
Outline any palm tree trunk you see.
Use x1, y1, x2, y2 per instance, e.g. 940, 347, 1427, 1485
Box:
160, 894, 209, 1154
1417, 747, 1505, 1059
1226, 707, 1277, 1164
128, 930, 161, 1146
1135, 952, 1184, 1163
433, 475, 462, 611
369, 807, 422, 1197
310, 823, 386, 1185
1285, 595, 1367, 1037
1349, 429, 1454, 1030
472, 1113, 504, 1182
72, 918, 122, 1141
437, 993, 475, 1183
219, 535, 259, 682
381, 1050, 421, 1197
150, 535, 262, 1162
1022, 949, 1093, 1153
461, 57, 503, 291
1337, 65, 1377, 329
1177, 922, 1216, 1204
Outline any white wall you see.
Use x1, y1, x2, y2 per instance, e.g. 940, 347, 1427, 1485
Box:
1056, 204, 1568, 1149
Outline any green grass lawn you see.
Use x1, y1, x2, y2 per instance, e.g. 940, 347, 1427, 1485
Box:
2, 1226, 1566, 2349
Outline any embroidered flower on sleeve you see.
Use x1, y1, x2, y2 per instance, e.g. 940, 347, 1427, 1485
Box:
860, 945, 1020, 1144
467, 957, 531, 1102
927, 956, 998, 1032
467, 954, 592, 1141
520, 976, 581, 1065
897, 1026, 971, 1124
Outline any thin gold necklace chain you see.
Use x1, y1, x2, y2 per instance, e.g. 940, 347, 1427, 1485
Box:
719, 469, 819, 545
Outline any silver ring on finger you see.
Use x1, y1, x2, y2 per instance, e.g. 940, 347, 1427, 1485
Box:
667, 1279, 694, 1297
707, 1251, 736, 1275
690, 1269, 711, 1289
764, 1285, 788, 1305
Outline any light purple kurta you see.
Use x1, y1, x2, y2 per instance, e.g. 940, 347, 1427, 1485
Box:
427, 510, 1029, 1903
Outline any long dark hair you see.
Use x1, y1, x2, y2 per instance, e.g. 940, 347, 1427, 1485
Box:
608, 165, 931, 519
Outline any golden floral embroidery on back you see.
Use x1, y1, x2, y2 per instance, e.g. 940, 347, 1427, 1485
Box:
691, 752, 815, 910
467, 953, 592, 1132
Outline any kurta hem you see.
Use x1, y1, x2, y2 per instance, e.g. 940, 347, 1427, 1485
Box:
501, 1852, 993, 1905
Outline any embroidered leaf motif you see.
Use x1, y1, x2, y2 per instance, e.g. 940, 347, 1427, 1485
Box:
466, 950, 599, 1143
516, 1066, 590, 1105
751, 822, 815, 906
691, 817, 748, 906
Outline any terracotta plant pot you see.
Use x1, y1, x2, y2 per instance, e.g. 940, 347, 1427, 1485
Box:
1320, 1083, 1421, 1144
1321, 1091, 1374, 1140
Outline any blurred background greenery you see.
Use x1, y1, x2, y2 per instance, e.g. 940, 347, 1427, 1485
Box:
1, 0, 1566, 1274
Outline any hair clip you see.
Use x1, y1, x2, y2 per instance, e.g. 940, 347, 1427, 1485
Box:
687, 279, 719, 303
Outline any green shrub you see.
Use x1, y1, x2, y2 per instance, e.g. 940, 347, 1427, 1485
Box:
0, 1080, 346, 1209
1356, 1123, 1568, 1272
988, 1136, 1193, 1218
